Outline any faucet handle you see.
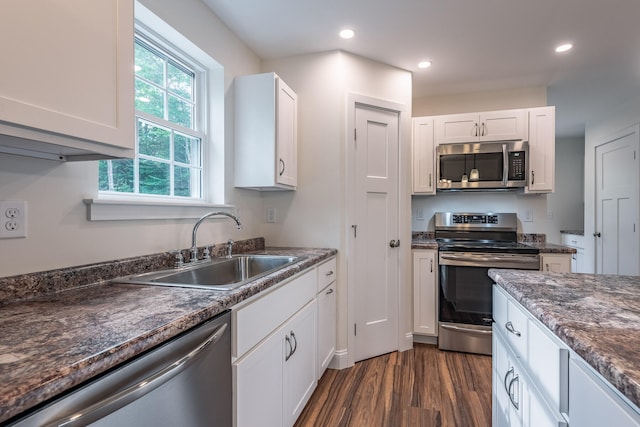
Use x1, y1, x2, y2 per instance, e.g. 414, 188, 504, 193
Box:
203, 245, 211, 260
171, 250, 184, 268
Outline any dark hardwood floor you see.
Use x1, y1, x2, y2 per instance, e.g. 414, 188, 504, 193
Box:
295, 343, 492, 427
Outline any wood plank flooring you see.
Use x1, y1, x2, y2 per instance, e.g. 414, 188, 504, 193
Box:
295, 344, 492, 427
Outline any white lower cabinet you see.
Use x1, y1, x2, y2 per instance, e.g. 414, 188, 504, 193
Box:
413, 250, 438, 336
569, 358, 640, 427
233, 257, 336, 427
540, 254, 572, 273
493, 285, 640, 426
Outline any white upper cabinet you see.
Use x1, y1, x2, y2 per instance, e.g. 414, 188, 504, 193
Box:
235, 72, 298, 190
526, 106, 556, 193
435, 109, 527, 145
0, 0, 135, 161
412, 117, 436, 194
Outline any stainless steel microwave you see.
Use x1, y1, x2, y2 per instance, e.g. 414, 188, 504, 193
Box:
436, 140, 528, 191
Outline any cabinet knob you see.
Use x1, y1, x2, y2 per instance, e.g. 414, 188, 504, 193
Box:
389, 239, 400, 248
593, 232, 601, 238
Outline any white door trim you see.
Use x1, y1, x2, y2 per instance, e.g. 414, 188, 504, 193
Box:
345, 93, 412, 368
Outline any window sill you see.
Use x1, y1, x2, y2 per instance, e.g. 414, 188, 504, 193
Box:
83, 198, 235, 221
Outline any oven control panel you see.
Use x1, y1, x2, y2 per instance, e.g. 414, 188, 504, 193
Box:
452, 214, 499, 224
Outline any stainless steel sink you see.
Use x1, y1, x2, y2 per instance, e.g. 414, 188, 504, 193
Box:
115, 254, 302, 291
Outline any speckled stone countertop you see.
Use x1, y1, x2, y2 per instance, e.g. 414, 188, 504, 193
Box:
0, 244, 336, 424
489, 269, 640, 409
561, 230, 585, 236
410, 232, 575, 253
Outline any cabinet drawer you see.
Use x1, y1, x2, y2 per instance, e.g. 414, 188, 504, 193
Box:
233, 269, 316, 358
494, 286, 527, 359
561, 234, 585, 249
317, 257, 337, 292
527, 318, 569, 414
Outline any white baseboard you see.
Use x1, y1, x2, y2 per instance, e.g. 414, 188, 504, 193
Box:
328, 348, 350, 370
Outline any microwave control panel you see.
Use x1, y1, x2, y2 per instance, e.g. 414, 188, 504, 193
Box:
508, 151, 526, 181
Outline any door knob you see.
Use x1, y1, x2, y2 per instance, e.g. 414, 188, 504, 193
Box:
389, 239, 400, 248
593, 232, 601, 238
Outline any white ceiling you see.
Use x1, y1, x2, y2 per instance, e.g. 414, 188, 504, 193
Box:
203, 0, 640, 138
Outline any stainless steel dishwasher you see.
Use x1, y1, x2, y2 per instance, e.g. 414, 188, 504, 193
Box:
9, 310, 231, 427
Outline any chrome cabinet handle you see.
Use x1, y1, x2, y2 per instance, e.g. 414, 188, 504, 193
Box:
389, 239, 400, 248
279, 158, 285, 176
285, 334, 293, 361
430, 259, 433, 273
473, 123, 479, 137
46, 322, 228, 427
503, 367, 514, 394
531, 170, 535, 185
326, 288, 334, 295
290, 331, 298, 356
480, 122, 486, 136
508, 374, 520, 409
428, 173, 432, 187
505, 321, 522, 337
325, 270, 334, 277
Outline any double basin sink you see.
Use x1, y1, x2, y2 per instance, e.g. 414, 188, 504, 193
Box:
116, 254, 302, 291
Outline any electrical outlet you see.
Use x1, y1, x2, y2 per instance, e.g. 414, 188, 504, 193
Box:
0, 201, 27, 239
266, 207, 277, 223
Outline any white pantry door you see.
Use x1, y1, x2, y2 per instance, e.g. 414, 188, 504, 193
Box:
595, 124, 639, 275
353, 103, 400, 362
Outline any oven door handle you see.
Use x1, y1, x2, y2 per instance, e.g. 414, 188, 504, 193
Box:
440, 253, 539, 264
440, 324, 492, 335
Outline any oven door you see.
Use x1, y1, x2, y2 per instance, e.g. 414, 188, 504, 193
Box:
437, 251, 539, 355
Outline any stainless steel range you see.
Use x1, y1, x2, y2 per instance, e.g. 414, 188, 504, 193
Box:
435, 212, 539, 355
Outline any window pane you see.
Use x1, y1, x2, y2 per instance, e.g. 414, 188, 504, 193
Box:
168, 62, 193, 101
135, 41, 164, 86
168, 95, 193, 128
98, 159, 134, 192
175, 165, 193, 197
135, 79, 165, 119
139, 159, 170, 195
174, 133, 201, 165
138, 121, 170, 159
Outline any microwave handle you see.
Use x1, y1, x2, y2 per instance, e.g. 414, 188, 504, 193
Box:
502, 144, 509, 186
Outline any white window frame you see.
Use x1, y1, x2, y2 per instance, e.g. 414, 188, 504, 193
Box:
86, 1, 230, 221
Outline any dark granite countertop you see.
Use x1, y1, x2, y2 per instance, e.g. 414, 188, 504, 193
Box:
0, 246, 336, 424
523, 242, 576, 254
489, 269, 640, 409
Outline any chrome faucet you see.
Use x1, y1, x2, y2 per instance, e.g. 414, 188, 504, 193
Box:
226, 239, 234, 258
190, 211, 242, 262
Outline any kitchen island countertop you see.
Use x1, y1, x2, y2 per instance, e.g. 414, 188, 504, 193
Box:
489, 269, 640, 409
0, 246, 336, 424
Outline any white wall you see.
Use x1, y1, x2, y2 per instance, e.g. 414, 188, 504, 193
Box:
413, 86, 547, 117
547, 137, 585, 234
262, 50, 413, 364
0, 0, 264, 277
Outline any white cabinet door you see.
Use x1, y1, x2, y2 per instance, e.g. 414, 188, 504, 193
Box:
569, 358, 640, 427
235, 72, 297, 190
435, 109, 526, 145
540, 254, 571, 273
317, 284, 336, 377
412, 117, 436, 194
527, 106, 555, 193
493, 329, 524, 427
413, 250, 438, 336
479, 110, 528, 142
435, 113, 480, 144
276, 78, 297, 187
283, 301, 317, 427
0, 0, 134, 160
234, 328, 284, 427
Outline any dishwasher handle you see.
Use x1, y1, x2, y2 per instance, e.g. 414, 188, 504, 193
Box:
46, 322, 228, 427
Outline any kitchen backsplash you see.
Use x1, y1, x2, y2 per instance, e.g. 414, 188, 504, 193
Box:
0, 238, 266, 305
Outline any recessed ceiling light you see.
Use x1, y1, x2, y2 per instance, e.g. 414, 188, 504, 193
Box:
555, 43, 573, 53
339, 29, 355, 39
418, 61, 432, 69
